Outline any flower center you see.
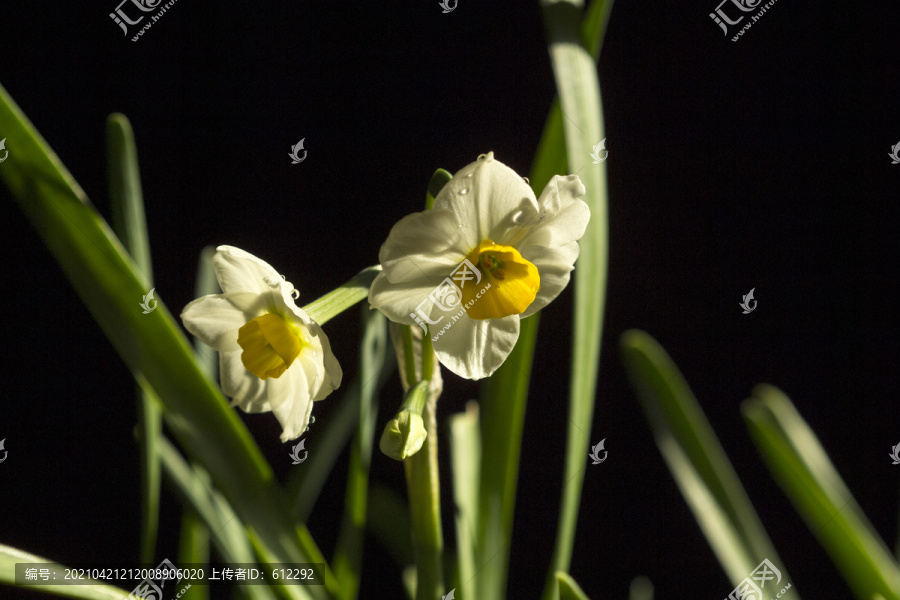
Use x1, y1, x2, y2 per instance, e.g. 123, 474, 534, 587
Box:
461, 240, 539, 320
237, 313, 305, 380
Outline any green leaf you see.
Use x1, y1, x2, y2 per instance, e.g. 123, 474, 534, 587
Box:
426, 168, 453, 210
0, 81, 332, 600
0, 544, 133, 599
366, 484, 413, 567
107, 112, 161, 565
540, 1, 611, 598
332, 307, 389, 600
620, 330, 792, 589
556, 571, 591, 600
449, 401, 481, 600
158, 437, 281, 600
743, 384, 900, 600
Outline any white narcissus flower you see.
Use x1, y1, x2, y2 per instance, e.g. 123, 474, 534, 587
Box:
368, 152, 590, 380
181, 246, 342, 442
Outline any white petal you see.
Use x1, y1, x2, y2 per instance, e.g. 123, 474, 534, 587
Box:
377, 209, 467, 283
520, 242, 580, 317
368, 272, 447, 326
269, 363, 314, 442
181, 292, 262, 352
514, 175, 590, 249
219, 350, 269, 412
431, 313, 519, 380
434, 153, 539, 249
213, 245, 283, 295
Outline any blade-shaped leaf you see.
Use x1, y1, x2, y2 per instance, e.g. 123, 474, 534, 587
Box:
743, 384, 900, 600
0, 82, 332, 600
620, 330, 792, 590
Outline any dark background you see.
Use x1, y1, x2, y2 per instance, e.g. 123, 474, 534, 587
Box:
1, 0, 899, 598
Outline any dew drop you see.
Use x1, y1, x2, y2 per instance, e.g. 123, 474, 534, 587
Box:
477, 154, 487, 161
522, 177, 530, 184
281, 274, 287, 280
459, 188, 469, 195
291, 289, 300, 300
310, 416, 316, 424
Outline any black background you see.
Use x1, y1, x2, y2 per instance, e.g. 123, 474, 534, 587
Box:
1, 0, 898, 598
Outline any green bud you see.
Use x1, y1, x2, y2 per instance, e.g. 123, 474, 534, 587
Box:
379, 381, 429, 460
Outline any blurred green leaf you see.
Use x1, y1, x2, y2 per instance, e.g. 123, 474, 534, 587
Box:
367, 484, 413, 567
0, 544, 132, 599
426, 168, 452, 210
743, 384, 900, 600
556, 571, 591, 600
449, 401, 481, 600
540, 1, 611, 598
620, 330, 791, 589
0, 82, 331, 599
332, 307, 389, 600
107, 112, 161, 565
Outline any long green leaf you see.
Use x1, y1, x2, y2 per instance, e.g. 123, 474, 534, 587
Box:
0, 82, 332, 600
332, 307, 389, 600
540, 1, 611, 598
620, 330, 792, 590
743, 384, 900, 600
556, 571, 591, 600
449, 401, 481, 600
0, 544, 132, 599
107, 112, 162, 565
158, 437, 280, 600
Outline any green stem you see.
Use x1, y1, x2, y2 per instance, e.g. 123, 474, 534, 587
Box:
302, 266, 381, 325
404, 390, 444, 600
402, 326, 443, 600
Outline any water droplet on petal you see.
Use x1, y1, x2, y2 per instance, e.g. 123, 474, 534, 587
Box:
310, 416, 316, 424
281, 274, 287, 280
522, 177, 530, 184
291, 289, 300, 300
459, 188, 469, 195
477, 154, 487, 161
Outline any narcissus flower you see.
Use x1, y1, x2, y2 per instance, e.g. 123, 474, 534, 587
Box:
181, 246, 342, 441
368, 152, 589, 380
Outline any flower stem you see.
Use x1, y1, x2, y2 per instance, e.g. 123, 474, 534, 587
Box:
403, 325, 443, 600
